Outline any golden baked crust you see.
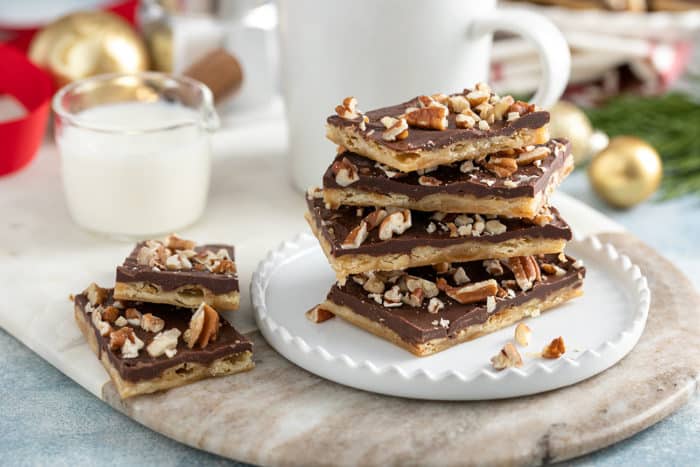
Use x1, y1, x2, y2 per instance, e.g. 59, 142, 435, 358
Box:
305, 212, 566, 281
114, 282, 239, 311
326, 123, 549, 172
322, 151, 573, 217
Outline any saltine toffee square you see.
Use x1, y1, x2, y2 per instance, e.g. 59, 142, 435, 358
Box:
320, 254, 585, 356
74, 284, 253, 399
115, 234, 239, 311
325, 83, 550, 173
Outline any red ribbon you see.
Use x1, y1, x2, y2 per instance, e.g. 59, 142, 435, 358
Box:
0, 44, 52, 176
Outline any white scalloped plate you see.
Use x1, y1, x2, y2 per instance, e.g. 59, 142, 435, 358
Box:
252, 234, 649, 400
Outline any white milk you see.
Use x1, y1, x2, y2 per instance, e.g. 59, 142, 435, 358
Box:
58, 101, 211, 237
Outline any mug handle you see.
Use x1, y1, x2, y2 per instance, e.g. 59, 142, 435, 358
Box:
469, 9, 570, 108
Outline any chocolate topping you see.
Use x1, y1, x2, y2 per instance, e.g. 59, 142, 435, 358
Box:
75, 290, 252, 382
327, 255, 585, 345
327, 92, 549, 152
115, 244, 238, 294
306, 197, 572, 258
324, 139, 571, 200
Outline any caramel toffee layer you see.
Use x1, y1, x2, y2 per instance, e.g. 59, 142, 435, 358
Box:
327, 255, 585, 345
75, 290, 252, 382
306, 197, 571, 257
324, 139, 571, 200
327, 93, 549, 153
116, 244, 238, 294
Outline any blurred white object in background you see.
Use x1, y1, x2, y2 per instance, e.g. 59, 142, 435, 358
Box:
494, 2, 700, 99
279, 0, 571, 191
140, 0, 279, 114
223, 3, 278, 111
0, 95, 27, 123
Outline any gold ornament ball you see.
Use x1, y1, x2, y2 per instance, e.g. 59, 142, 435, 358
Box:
147, 23, 173, 73
588, 136, 663, 209
29, 11, 149, 87
549, 101, 594, 165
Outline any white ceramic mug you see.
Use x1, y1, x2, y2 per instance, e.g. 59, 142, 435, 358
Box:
278, 0, 571, 191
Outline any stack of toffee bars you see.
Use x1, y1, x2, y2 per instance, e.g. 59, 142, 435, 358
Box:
73, 234, 253, 399
306, 83, 585, 365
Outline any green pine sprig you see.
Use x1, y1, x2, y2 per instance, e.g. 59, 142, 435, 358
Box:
584, 93, 700, 200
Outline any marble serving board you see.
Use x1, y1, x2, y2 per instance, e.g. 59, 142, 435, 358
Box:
108, 234, 699, 466
1, 147, 699, 466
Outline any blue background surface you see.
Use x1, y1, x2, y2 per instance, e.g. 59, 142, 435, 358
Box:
1, 172, 698, 466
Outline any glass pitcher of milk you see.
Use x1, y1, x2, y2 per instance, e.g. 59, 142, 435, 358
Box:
53, 72, 219, 238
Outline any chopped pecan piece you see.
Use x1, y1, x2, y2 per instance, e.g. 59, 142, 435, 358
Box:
402, 287, 424, 307
125, 308, 142, 327
418, 175, 442, 186
466, 90, 489, 106
459, 160, 476, 173
165, 253, 192, 270
532, 206, 554, 226
523, 255, 542, 283
381, 116, 409, 141
437, 278, 499, 305
362, 274, 386, 294
491, 342, 523, 370
184, 303, 220, 349
542, 336, 566, 359
146, 328, 181, 358
516, 146, 551, 166
212, 259, 236, 274
402, 275, 439, 298
101, 306, 120, 323
91, 310, 112, 337
164, 234, 196, 251
502, 257, 540, 291
427, 297, 445, 314
541, 263, 567, 277
483, 259, 504, 276
492, 95, 514, 120
447, 95, 470, 113
141, 313, 165, 333
515, 323, 532, 346
483, 156, 518, 178
485, 219, 507, 235
486, 295, 497, 313
383, 285, 403, 307
331, 157, 360, 187
114, 316, 128, 327
109, 326, 134, 351
363, 209, 388, 230
453, 267, 470, 285
508, 100, 535, 116
341, 221, 368, 249
335, 96, 360, 120
455, 112, 477, 129
378, 210, 412, 240
475, 102, 495, 124
405, 104, 449, 131
85, 283, 109, 307
109, 326, 143, 358
305, 305, 335, 323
